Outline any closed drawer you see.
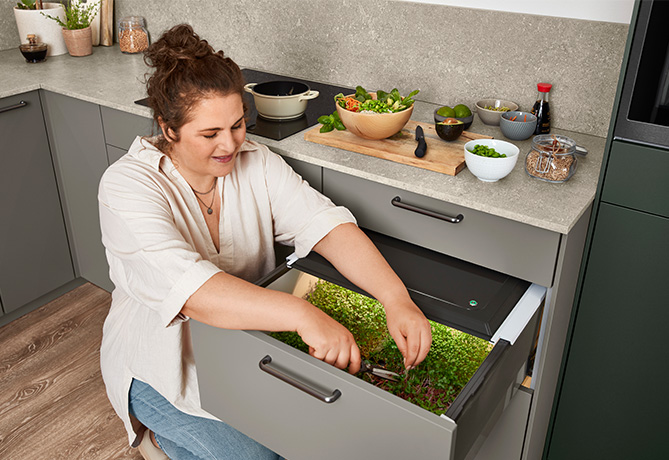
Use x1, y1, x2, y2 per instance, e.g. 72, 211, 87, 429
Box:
322, 169, 559, 286
191, 260, 545, 460
100, 105, 155, 150
602, 140, 669, 218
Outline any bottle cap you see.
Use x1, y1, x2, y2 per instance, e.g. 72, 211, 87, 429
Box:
537, 83, 552, 92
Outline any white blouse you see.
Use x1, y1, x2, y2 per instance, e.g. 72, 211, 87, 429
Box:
98, 136, 356, 445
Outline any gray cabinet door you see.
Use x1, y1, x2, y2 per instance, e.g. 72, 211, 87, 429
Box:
100, 105, 155, 151
106, 144, 127, 165
40, 91, 113, 291
0, 91, 74, 313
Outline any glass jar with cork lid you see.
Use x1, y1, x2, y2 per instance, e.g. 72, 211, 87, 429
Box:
118, 16, 150, 54
525, 134, 588, 183
19, 34, 48, 63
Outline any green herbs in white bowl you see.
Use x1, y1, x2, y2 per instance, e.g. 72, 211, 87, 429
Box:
464, 139, 520, 182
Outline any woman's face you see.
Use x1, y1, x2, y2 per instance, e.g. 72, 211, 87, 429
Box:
165, 92, 246, 186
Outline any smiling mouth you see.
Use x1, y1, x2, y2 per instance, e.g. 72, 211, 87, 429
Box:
212, 155, 233, 163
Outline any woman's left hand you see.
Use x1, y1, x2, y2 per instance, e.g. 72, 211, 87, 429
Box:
384, 299, 432, 370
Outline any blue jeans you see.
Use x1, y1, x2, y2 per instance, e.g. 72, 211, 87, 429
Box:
128, 379, 282, 460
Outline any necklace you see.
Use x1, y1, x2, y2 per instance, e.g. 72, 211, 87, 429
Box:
190, 179, 216, 215
191, 179, 217, 195
193, 192, 215, 215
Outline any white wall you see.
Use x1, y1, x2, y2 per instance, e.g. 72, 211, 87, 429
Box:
412, 0, 635, 23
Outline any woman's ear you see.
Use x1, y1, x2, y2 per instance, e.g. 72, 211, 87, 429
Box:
158, 117, 176, 143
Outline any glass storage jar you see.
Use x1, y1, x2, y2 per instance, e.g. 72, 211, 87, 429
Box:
525, 134, 577, 183
118, 16, 150, 54
19, 34, 47, 63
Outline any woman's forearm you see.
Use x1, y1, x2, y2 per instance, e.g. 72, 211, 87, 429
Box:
311, 223, 411, 307
180, 269, 363, 372
181, 272, 309, 331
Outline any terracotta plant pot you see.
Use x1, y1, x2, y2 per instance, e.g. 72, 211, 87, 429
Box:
62, 27, 92, 57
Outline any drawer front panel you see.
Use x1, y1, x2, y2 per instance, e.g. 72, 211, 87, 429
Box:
191, 326, 456, 460
100, 106, 155, 150
322, 169, 560, 286
602, 140, 669, 217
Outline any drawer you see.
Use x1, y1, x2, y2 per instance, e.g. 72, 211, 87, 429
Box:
602, 140, 669, 218
191, 238, 546, 460
100, 105, 155, 150
193, 326, 457, 459
322, 169, 560, 286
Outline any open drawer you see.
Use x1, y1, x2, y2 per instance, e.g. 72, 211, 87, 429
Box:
190, 230, 545, 460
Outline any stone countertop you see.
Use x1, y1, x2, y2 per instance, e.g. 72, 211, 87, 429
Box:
1, 46, 606, 234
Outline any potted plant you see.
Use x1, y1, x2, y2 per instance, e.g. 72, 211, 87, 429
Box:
41, 0, 100, 57
13, 1, 68, 56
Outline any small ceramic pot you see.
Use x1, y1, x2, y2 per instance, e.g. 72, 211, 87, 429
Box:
62, 26, 92, 57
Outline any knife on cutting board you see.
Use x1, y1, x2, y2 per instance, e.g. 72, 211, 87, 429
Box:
414, 125, 427, 158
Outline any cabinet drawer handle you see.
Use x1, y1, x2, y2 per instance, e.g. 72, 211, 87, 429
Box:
0, 100, 28, 114
259, 355, 342, 404
391, 196, 464, 224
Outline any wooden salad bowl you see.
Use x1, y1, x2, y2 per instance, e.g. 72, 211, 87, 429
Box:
335, 92, 414, 140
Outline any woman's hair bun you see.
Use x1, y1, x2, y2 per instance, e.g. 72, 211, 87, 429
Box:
144, 24, 220, 73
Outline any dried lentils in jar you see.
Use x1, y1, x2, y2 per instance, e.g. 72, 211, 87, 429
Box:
525, 134, 577, 183
118, 16, 149, 54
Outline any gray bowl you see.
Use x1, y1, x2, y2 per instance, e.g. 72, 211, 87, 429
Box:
500, 111, 537, 140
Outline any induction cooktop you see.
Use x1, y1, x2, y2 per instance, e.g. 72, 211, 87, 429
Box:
134, 68, 353, 141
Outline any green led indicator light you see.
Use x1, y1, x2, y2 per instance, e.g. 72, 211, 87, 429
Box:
469, 300, 478, 307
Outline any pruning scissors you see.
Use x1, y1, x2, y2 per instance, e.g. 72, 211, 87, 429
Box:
359, 360, 401, 381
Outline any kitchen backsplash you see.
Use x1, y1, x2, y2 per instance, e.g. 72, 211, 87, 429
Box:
3, 0, 628, 137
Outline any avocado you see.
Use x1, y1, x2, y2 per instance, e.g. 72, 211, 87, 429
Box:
436, 118, 465, 141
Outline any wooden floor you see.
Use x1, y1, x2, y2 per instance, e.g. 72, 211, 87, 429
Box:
0, 283, 142, 460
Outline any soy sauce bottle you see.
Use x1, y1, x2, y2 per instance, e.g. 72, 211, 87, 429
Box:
531, 83, 552, 134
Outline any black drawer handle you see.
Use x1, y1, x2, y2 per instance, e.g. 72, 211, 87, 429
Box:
391, 196, 464, 224
0, 100, 28, 114
259, 355, 342, 404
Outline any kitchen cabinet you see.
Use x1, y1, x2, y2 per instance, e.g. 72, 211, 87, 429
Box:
99, 105, 155, 164
191, 161, 592, 460
545, 202, 667, 460
545, 2, 669, 456
41, 91, 112, 292
0, 91, 74, 314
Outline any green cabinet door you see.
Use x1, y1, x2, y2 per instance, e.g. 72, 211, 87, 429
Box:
0, 91, 74, 313
546, 203, 669, 460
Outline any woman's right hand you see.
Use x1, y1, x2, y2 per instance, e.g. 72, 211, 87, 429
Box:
296, 304, 361, 374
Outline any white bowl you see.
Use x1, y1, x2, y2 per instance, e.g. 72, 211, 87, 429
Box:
464, 139, 520, 182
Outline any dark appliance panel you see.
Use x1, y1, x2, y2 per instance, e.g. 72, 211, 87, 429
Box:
615, 0, 669, 148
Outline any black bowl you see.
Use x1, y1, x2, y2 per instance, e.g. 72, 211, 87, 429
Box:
435, 121, 465, 141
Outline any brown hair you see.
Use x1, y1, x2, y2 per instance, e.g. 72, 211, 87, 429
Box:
143, 24, 245, 153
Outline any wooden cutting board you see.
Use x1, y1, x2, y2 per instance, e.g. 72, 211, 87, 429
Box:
304, 120, 493, 176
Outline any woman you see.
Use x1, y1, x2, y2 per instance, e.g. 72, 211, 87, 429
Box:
98, 24, 431, 460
